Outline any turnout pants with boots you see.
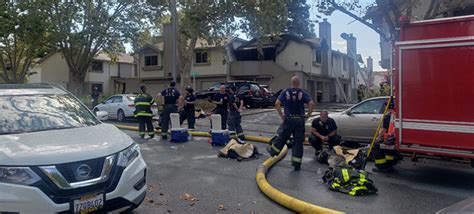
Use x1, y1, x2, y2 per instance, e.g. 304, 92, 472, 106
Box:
373, 141, 398, 172
268, 116, 305, 170
137, 116, 154, 139
228, 111, 245, 142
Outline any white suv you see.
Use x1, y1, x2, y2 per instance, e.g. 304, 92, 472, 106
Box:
0, 84, 147, 213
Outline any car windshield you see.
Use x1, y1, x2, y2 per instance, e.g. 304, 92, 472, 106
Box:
0, 94, 100, 135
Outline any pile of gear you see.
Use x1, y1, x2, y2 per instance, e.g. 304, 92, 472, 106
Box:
319, 146, 378, 196
218, 139, 260, 161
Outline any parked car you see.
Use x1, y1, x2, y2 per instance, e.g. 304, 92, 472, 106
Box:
196, 81, 270, 108
93, 94, 158, 122
260, 86, 276, 106
306, 96, 390, 143
0, 84, 147, 213
268, 89, 283, 106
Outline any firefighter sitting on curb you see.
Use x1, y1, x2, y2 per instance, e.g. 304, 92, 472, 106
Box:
267, 76, 315, 171
134, 84, 155, 139
157, 82, 183, 140
228, 85, 245, 143
372, 98, 399, 173
179, 86, 196, 130
308, 111, 341, 156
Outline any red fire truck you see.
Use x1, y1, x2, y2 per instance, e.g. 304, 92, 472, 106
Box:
393, 15, 474, 166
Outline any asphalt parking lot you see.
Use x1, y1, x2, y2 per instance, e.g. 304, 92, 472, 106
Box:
120, 128, 474, 214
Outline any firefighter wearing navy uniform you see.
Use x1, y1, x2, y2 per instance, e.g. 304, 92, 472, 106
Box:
158, 82, 182, 140
180, 86, 196, 130
309, 111, 341, 155
212, 84, 230, 130
268, 76, 315, 171
373, 98, 398, 172
228, 85, 245, 142
134, 84, 155, 139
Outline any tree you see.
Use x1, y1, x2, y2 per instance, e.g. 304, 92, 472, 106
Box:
0, 1, 52, 83
43, 0, 149, 96
131, 28, 153, 53
315, 0, 470, 41
286, 0, 315, 38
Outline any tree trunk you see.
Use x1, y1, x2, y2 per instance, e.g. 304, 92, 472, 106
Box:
67, 69, 86, 97
178, 37, 197, 90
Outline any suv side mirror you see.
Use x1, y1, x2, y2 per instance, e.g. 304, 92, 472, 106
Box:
346, 110, 353, 115
96, 111, 109, 121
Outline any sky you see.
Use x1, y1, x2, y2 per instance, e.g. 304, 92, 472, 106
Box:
316, 10, 383, 71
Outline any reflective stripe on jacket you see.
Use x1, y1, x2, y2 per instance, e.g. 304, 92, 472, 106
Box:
323, 166, 378, 196
134, 93, 154, 117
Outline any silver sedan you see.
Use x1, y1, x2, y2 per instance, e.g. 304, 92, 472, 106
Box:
306, 96, 389, 143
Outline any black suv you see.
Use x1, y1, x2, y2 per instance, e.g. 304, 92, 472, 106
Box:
196, 81, 270, 108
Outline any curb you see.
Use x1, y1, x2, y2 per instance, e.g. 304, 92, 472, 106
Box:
115, 124, 342, 214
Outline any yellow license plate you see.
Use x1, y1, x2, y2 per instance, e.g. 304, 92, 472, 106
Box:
72, 192, 104, 214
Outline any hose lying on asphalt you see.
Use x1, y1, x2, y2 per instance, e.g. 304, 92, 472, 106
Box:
115, 124, 342, 214
256, 145, 343, 214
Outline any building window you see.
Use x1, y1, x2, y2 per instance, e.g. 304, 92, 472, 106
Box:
91, 61, 103, 72
314, 48, 322, 64
91, 83, 103, 93
195, 50, 209, 64
144, 55, 158, 66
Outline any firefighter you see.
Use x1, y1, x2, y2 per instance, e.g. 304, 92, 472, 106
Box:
267, 76, 315, 171
180, 86, 196, 130
212, 84, 229, 130
158, 82, 182, 140
309, 111, 341, 156
91, 87, 100, 109
134, 84, 155, 139
228, 85, 245, 142
372, 98, 398, 173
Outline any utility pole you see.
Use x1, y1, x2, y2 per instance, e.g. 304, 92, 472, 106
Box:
171, 0, 177, 83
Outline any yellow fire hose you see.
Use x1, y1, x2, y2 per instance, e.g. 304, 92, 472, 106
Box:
362, 96, 393, 170
115, 124, 343, 213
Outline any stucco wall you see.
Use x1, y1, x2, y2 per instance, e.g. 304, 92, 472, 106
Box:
190, 49, 226, 76
38, 53, 69, 86
276, 40, 313, 74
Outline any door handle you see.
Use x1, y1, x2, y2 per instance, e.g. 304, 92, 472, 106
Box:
371, 117, 379, 121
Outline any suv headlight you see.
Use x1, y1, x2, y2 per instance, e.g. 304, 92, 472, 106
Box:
117, 143, 141, 168
0, 167, 41, 185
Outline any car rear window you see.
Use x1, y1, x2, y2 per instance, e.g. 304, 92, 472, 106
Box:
126, 95, 136, 101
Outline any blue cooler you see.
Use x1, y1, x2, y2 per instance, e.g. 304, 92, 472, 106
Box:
170, 129, 189, 143
211, 130, 229, 146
